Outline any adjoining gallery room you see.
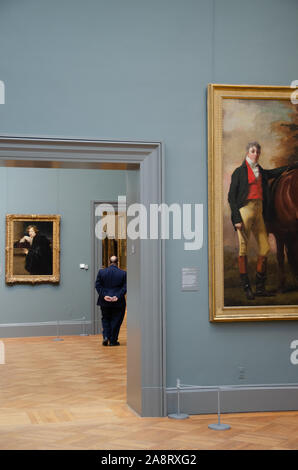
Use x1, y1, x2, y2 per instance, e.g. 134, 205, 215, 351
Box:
1, 0, 298, 458
0, 157, 132, 447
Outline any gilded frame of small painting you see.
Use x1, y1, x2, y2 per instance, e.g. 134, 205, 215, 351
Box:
6, 214, 61, 284
208, 83, 298, 322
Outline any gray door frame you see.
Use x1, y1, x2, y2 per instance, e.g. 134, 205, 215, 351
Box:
0, 136, 166, 417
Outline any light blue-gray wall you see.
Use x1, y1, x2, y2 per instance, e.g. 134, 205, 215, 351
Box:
0, 0, 298, 386
0, 167, 126, 323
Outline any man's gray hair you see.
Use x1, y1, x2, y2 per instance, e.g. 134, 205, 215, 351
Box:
246, 141, 261, 152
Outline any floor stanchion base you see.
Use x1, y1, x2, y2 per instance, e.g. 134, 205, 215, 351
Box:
208, 423, 231, 431
168, 413, 189, 420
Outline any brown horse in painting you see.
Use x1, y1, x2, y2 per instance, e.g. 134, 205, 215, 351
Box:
268, 169, 298, 291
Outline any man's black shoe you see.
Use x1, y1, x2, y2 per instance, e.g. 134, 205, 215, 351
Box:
102, 338, 109, 346
109, 341, 120, 346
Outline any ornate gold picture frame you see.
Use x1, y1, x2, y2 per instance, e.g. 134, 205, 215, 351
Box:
208, 84, 298, 322
6, 214, 61, 284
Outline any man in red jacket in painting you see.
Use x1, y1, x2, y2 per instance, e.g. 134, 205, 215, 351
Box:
228, 142, 290, 300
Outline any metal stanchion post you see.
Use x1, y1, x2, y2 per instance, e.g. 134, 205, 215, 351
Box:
208, 387, 231, 430
80, 316, 89, 336
168, 378, 189, 420
53, 320, 64, 341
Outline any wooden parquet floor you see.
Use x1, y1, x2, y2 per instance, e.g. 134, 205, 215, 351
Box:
0, 320, 298, 450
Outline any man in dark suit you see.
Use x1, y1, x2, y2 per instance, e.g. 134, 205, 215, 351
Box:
95, 255, 126, 346
228, 142, 290, 300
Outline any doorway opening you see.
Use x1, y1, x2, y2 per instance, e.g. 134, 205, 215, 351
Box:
93, 201, 127, 337
0, 136, 165, 417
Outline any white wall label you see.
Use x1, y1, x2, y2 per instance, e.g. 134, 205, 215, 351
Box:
0, 80, 4, 104
181, 267, 199, 291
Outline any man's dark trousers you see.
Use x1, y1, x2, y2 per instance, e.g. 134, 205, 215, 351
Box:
95, 264, 127, 345
101, 305, 125, 344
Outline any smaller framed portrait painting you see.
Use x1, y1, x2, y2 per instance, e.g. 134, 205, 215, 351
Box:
6, 214, 60, 284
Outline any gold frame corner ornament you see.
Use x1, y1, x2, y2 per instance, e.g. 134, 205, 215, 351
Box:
5, 214, 61, 285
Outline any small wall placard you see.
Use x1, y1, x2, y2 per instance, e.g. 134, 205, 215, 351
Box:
181, 267, 199, 291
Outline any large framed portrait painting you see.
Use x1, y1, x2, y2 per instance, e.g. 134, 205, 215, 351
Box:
6, 214, 60, 284
208, 84, 298, 321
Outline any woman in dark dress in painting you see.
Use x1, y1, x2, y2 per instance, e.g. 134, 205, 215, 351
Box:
16, 225, 52, 275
